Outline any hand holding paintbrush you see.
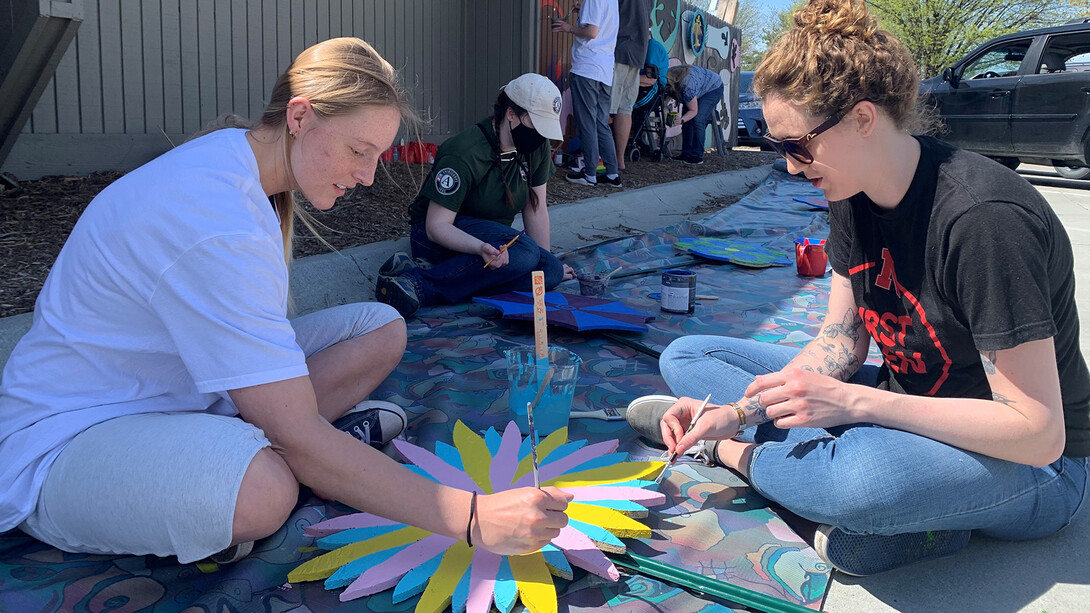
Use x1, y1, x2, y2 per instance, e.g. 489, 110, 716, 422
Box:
654, 393, 713, 485
482, 230, 525, 268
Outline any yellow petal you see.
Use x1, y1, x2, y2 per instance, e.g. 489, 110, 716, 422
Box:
415, 541, 474, 613
513, 427, 569, 483
566, 503, 651, 539
509, 551, 558, 613
288, 526, 429, 583
546, 461, 662, 488
453, 421, 494, 494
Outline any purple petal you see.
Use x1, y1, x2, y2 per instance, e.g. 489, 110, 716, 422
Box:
489, 421, 523, 492
394, 439, 482, 493
340, 533, 457, 601
305, 513, 399, 538
512, 440, 619, 488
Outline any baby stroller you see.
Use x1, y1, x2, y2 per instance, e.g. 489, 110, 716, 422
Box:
626, 82, 672, 163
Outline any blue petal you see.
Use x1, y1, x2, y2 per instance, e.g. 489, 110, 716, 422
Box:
435, 440, 464, 471
391, 551, 444, 604
452, 562, 472, 613
541, 543, 573, 577
316, 524, 403, 549
324, 545, 406, 589
493, 556, 518, 613
485, 427, 502, 455
568, 519, 625, 550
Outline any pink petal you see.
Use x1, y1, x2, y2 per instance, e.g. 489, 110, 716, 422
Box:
551, 524, 619, 581
465, 548, 503, 613
561, 486, 666, 506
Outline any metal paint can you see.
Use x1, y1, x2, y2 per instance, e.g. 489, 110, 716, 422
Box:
660, 269, 696, 314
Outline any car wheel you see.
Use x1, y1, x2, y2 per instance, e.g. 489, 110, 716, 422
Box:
991, 157, 1020, 170
1054, 164, 1090, 180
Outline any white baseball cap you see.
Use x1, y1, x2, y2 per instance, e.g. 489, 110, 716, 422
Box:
501, 73, 564, 141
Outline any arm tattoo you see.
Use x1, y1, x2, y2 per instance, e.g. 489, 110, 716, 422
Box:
981, 350, 998, 375
991, 391, 1017, 407
806, 307, 864, 380
741, 394, 770, 426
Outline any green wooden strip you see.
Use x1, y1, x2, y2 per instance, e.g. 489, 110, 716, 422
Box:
608, 552, 817, 613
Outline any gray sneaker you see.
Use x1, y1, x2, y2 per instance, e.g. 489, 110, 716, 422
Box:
375, 274, 421, 317
813, 525, 971, 577
332, 400, 408, 448
625, 394, 679, 446
627, 394, 718, 464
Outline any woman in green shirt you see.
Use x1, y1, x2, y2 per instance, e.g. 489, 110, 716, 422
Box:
376, 74, 575, 317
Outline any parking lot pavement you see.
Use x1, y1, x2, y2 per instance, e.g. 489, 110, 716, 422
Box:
1020, 165, 1090, 355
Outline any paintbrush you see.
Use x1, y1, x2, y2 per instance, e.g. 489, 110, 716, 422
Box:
602, 265, 623, 280
525, 367, 554, 488
654, 393, 713, 486
483, 231, 525, 268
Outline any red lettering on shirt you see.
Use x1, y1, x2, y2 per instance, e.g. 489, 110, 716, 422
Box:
852, 250, 953, 395
875, 248, 895, 290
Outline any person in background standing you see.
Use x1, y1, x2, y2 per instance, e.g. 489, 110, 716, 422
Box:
609, 0, 653, 170
552, 0, 622, 187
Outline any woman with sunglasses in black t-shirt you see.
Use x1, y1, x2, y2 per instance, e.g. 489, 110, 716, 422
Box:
628, 0, 1090, 578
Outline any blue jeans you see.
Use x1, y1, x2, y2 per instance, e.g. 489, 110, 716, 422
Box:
660, 335, 1090, 541
681, 87, 723, 161
570, 73, 619, 179
407, 217, 565, 306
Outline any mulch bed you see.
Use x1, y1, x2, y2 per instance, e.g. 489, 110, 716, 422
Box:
0, 150, 775, 318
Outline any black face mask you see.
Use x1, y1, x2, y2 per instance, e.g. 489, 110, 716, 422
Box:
511, 121, 546, 155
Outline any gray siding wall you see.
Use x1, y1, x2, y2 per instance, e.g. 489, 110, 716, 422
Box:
3, 0, 539, 179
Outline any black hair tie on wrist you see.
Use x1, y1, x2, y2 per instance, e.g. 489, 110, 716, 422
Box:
466, 491, 478, 547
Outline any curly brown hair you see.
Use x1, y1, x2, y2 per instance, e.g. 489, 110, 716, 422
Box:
753, 0, 933, 133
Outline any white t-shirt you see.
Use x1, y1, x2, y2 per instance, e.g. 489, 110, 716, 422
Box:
0, 129, 309, 532
570, 0, 619, 86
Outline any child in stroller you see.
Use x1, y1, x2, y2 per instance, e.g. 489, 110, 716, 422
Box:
626, 65, 673, 163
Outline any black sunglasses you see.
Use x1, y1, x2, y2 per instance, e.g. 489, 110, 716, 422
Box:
763, 100, 867, 165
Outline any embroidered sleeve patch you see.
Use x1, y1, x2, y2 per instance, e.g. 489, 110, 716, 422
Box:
435, 168, 461, 196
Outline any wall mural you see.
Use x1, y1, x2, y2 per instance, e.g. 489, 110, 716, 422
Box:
540, 0, 739, 154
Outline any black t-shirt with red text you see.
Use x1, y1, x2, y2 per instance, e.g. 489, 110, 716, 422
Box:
826, 135, 1090, 457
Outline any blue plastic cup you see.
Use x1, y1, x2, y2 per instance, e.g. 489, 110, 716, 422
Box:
505, 346, 581, 437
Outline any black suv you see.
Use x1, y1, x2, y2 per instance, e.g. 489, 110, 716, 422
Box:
921, 19, 1090, 179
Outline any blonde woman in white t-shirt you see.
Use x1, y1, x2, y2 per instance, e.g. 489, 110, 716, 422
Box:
0, 37, 570, 565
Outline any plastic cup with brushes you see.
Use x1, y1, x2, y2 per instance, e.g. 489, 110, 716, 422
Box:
505, 271, 581, 437
576, 264, 622, 297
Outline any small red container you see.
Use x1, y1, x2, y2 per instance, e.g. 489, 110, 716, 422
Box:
795, 238, 828, 277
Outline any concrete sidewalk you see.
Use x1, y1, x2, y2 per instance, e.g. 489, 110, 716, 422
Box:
1, 163, 1087, 612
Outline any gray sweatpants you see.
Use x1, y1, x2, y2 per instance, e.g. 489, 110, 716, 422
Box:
19, 302, 400, 563
570, 73, 619, 180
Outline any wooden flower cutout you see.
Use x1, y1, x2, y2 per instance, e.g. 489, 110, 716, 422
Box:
288, 420, 666, 613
